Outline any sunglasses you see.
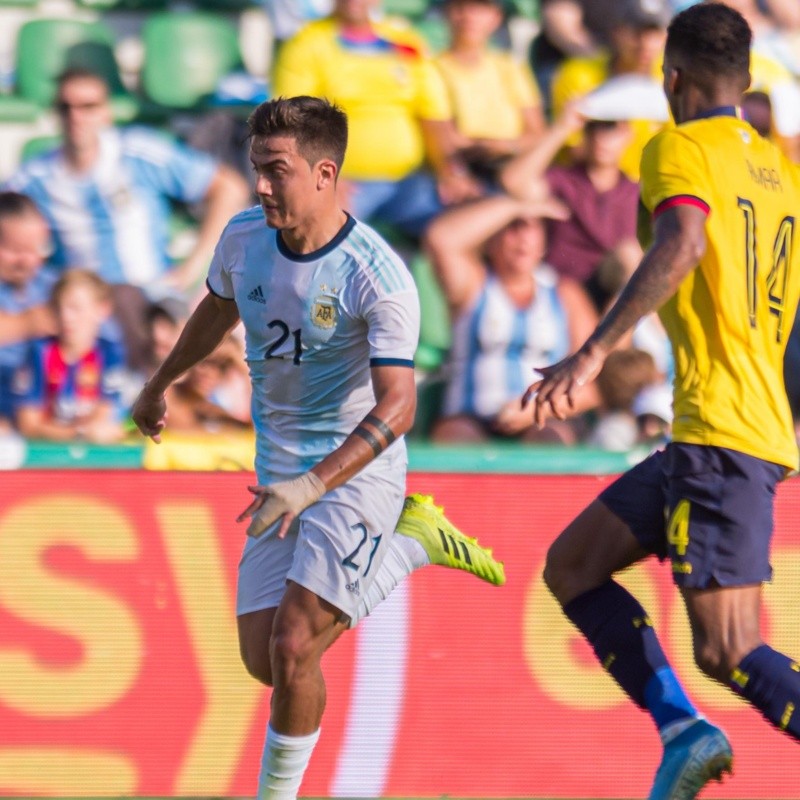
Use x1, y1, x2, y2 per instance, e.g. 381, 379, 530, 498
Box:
55, 99, 106, 114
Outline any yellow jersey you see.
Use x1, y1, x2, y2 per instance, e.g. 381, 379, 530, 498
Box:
434, 50, 541, 141
639, 108, 800, 470
272, 18, 450, 181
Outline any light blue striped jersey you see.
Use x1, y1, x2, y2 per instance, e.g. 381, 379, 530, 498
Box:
5, 127, 217, 287
443, 264, 569, 419
207, 209, 419, 480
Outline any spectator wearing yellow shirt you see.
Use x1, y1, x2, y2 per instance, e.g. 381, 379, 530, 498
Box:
550, 0, 671, 179
272, 0, 481, 238
434, 0, 546, 185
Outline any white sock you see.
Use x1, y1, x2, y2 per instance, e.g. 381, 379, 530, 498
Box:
349, 532, 428, 626
258, 723, 320, 800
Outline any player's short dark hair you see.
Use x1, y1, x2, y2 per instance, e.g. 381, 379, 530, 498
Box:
0, 191, 43, 224
665, 3, 751, 85
247, 96, 348, 171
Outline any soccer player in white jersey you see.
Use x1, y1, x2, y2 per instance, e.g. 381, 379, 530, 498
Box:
132, 96, 504, 800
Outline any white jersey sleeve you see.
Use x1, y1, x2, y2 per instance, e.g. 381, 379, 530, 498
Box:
206, 216, 242, 300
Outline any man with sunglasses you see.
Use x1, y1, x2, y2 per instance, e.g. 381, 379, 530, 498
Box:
4, 69, 249, 367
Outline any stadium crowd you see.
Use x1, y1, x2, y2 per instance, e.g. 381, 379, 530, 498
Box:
1, 0, 800, 455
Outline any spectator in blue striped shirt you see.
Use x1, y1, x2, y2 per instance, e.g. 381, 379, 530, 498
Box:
5, 68, 250, 369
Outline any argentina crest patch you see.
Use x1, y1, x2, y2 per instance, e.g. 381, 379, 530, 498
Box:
311, 289, 338, 330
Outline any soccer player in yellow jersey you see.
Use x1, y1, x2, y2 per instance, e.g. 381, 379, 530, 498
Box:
528, 4, 800, 799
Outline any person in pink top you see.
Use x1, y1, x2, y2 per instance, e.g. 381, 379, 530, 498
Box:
500, 100, 641, 312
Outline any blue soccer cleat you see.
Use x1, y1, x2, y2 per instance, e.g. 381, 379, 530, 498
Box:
648, 718, 733, 800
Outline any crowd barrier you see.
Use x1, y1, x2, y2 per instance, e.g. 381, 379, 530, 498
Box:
1, 468, 798, 798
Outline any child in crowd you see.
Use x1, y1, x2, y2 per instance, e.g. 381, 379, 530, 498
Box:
13, 269, 126, 442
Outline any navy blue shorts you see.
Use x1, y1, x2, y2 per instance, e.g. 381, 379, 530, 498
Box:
599, 443, 785, 588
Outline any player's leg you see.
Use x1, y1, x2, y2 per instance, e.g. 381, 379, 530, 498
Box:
251, 583, 347, 800
238, 606, 278, 686
545, 451, 702, 743
672, 446, 800, 741
251, 474, 404, 799
348, 492, 505, 626
681, 583, 800, 739
236, 513, 336, 800
645, 443, 793, 799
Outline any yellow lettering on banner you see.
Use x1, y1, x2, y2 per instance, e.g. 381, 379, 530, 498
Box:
156, 502, 263, 795
0, 497, 142, 716
523, 563, 659, 709
0, 747, 137, 794
669, 549, 800, 710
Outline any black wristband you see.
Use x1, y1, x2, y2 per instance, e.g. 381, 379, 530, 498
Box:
364, 414, 397, 445
354, 425, 383, 456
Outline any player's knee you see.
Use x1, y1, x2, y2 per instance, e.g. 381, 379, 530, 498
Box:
270, 627, 317, 680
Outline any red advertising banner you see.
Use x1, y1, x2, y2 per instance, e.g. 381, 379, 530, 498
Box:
0, 470, 798, 798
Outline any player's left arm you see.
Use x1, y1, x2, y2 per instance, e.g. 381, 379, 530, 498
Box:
238, 364, 416, 539
529, 202, 707, 425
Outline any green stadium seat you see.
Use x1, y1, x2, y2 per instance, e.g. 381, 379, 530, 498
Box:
410, 251, 451, 371
383, 0, 431, 20
16, 19, 123, 106
140, 12, 244, 112
413, 15, 450, 53
20, 134, 60, 161
505, 0, 539, 19
408, 371, 446, 439
13, 18, 138, 119
0, 94, 40, 122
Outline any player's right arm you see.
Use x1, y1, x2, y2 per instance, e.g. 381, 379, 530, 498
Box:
132, 292, 240, 442
528, 186, 707, 427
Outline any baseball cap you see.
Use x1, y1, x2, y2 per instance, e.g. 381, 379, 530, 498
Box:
578, 75, 670, 122
613, 0, 672, 29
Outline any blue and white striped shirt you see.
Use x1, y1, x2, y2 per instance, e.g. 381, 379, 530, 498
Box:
6, 127, 218, 287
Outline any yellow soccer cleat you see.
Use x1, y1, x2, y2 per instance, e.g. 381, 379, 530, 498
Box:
396, 493, 506, 586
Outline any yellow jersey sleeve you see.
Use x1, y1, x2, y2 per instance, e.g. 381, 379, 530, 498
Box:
640, 129, 711, 217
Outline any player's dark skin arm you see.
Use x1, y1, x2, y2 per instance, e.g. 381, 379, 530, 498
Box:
527, 203, 707, 427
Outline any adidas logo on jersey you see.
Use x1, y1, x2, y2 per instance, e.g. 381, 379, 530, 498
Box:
247, 285, 266, 304
345, 578, 361, 596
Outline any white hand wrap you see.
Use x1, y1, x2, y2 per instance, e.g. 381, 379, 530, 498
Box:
246, 472, 326, 538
